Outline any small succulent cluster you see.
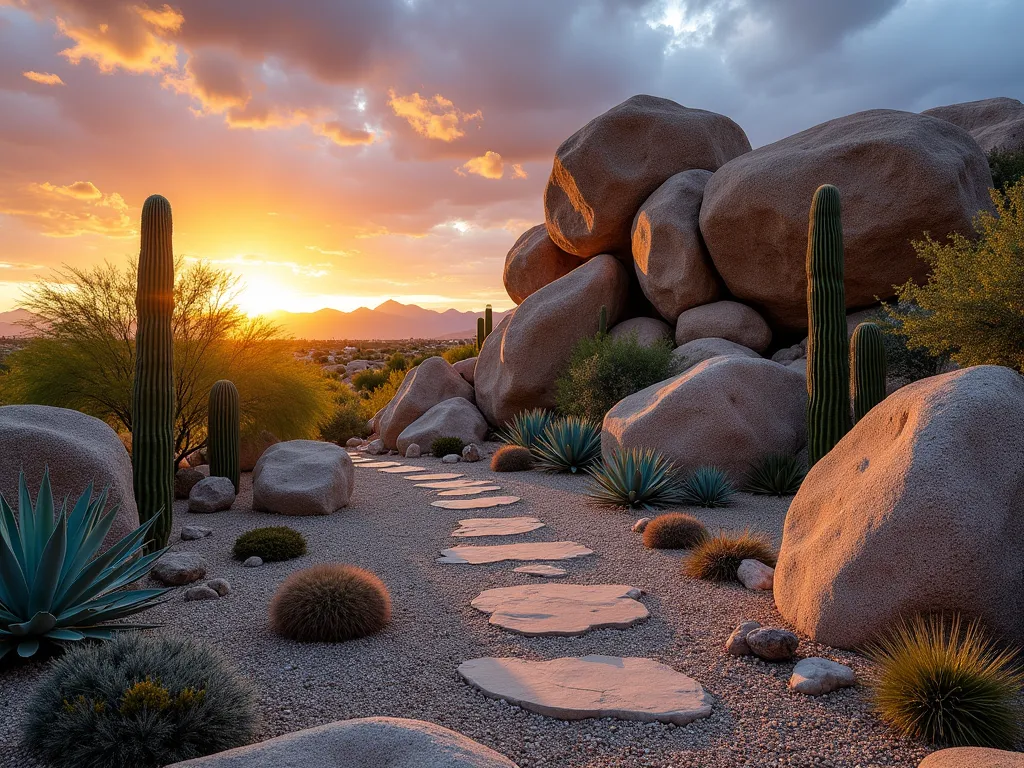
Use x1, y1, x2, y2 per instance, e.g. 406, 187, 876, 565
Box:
232, 526, 307, 562
270, 564, 391, 643
743, 453, 807, 496
491, 445, 534, 472
684, 530, 776, 582
679, 466, 736, 508
430, 436, 466, 458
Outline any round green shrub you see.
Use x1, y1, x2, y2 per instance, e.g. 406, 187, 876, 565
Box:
491, 445, 534, 472
24, 634, 256, 768
233, 526, 306, 562
642, 513, 708, 550
270, 564, 391, 643
430, 436, 465, 458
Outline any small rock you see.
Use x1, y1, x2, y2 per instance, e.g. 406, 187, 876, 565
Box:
184, 585, 220, 601
206, 578, 232, 597
243, 556, 263, 568
180, 525, 212, 541
442, 454, 462, 464
462, 444, 482, 462
789, 657, 856, 696
405, 443, 422, 458
514, 564, 569, 578
152, 552, 208, 586
632, 517, 652, 533
345, 437, 362, 448
746, 627, 800, 661
737, 559, 775, 591
725, 620, 761, 656
366, 438, 386, 455
174, 467, 205, 500
188, 476, 236, 514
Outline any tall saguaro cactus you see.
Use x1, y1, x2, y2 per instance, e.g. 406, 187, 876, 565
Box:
476, 317, 486, 351
805, 184, 851, 466
132, 194, 175, 550
485, 304, 493, 337
851, 322, 887, 423
208, 380, 240, 492
598, 305, 608, 336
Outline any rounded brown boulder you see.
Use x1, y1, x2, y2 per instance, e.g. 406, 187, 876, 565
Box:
377, 356, 475, 450
504, 224, 582, 305
674, 300, 771, 353
601, 357, 807, 480
774, 366, 1024, 650
544, 94, 750, 259
475, 254, 630, 427
632, 169, 721, 321
919, 748, 1024, 768
700, 109, 994, 331
923, 96, 1024, 152
608, 316, 673, 348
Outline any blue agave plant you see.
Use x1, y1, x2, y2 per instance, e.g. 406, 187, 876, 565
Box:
532, 415, 602, 474
587, 447, 685, 510
680, 466, 736, 508
0, 470, 169, 661
500, 408, 554, 451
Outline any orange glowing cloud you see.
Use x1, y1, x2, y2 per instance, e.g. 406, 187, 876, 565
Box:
22, 71, 65, 86
57, 3, 182, 74
511, 163, 528, 179
457, 150, 505, 179
388, 89, 482, 141
163, 50, 251, 113
313, 120, 376, 147
0, 181, 133, 238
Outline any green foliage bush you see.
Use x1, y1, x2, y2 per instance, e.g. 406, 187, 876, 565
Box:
872, 308, 948, 385
431, 436, 465, 457
491, 445, 534, 472
680, 466, 736, 508
499, 408, 554, 450
743, 454, 806, 496
270, 564, 391, 642
867, 614, 1023, 748
642, 513, 709, 550
443, 343, 478, 364
232, 526, 306, 562
352, 368, 389, 393
24, 634, 256, 768
587, 447, 684, 510
884, 182, 1024, 373
385, 353, 408, 372
684, 530, 776, 581
989, 147, 1024, 191
532, 415, 602, 474
555, 332, 675, 422
318, 384, 369, 444
360, 369, 407, 417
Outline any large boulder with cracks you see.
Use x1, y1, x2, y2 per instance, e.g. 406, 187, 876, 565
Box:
378, 356, 475, 450
397, 397, 489, 456
503, 224, 582, 305
253, 440, 354, 516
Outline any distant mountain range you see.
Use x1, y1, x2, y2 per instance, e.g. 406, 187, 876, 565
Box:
0, 309, 34, 337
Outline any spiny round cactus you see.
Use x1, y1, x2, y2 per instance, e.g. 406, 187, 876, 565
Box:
270, 564, 391, 643
643, 513, 708, 550
208, 380, 240, 492
491, 445, 534, 472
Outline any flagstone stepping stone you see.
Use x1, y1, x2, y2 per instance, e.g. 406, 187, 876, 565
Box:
379, 466, 429, 474
416, 480, 492, 489
452, 517, 545, 537
357, 461, 402, 468
471, 584, 648, 636
438, 486, 503, 496
410, 473, 465, 481
458, 655, 713, 725
431, 496, 521, 510
515, 565, 568, 578
438, 541, 594, 564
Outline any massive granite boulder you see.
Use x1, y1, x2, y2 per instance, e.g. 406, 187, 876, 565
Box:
674, 301, 771, 353
396, 397, 489, 455
544, 95, 750, 258
774, 366, 1024, 650
475, 255, 629, 426
923, 96, 1024, 153
503, 224, 582, 305
631, 169, 720, 321
700, 109, 994, 331
602, 357, 807, 480
252, 440, 354, 516
671, 338, 760, 373
378, 357, 475, 450
608, 317, 673, 348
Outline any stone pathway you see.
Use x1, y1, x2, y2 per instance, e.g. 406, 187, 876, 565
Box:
514, 564, 567, 578
379, 466, 430, 474
410, 473, 465, 481
438, 541, 594, 564
451, 517, 545, 537
416, 479, 493, 489
431, 496, 521, 510
471, 584, 648, 637
438, 486, 503, 496
357, 461, 402, 468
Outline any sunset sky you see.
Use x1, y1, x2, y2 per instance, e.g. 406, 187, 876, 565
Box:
0, 0, 1021, 316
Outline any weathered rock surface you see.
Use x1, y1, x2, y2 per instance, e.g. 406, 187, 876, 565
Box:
602, 357, 807, 480
253, 440, 354, 516
206, 578, 231, 597
675, 301, 771, 352
174, 467, 205, 500
366, 438, 386, 455
438, 541, 594, 565
453, 357, 478, 385
345, 437, 363, 448
775, 366, 1024, 649
544, 95, 750, 258
180, 525, 212, 541
461, 444, 482, 462
608, 317, 673, 348
431, 496, 521, 510
632, 169, 720, 320
725, 620, 762, 656
475, 255, 630, 425
0, 405, 140, 553
379, 357, 475, 450
452, 517, 546, 537
700, 109, 994, 331
405, 443, 422, 458
184, 585, 220, 601
396, 398, 488, 456
438, 486, 502, 496
504, 224, 582, 304
471, 584, 648, 636
152, 552, 208, 586
514, 565, 568, 578
240, 430, 278, 472
918, 748, 1024, 768
737, 559, 775, 591
632, 517, 651, 533
243, 556, 263, 568
441, 454, 462, 464
789, 658, 856, 696
459, 655, 713, 725
166, 717, 519, 768
745, 628, 799, 661
923, 96, 1024, 152
671, 338, 760, 373
188, 476, 236, 514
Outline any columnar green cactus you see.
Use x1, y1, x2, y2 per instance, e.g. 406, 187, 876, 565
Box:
477, 317, 485, 350
485, 304, 493, 337
208, 379, 240, 492
598, 305, 608, 336
851, 322, 887, 423
805, 184, 851, 466
132, 194, 175, 550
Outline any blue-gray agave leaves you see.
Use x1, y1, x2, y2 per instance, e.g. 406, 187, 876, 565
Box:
587, 447, 685, 510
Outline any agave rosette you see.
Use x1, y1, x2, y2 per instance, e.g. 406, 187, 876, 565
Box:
532, 415, 602, 474
680, 466, 736, 508
587, 447, 685, 509
0, 470, 169, 660
499, 408, 554, 450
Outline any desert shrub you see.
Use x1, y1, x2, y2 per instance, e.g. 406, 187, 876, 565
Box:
680, 466, 736, 508
232, 526, 307, 562
385, 353, 408, 372
532, 415, 602, 473
318, 384, 369, 444
989, 147, 1024, 191
361, 369, 407, 416
270, 564, 391, 642
588, 447, 685, 510
500, 408, 554, 450
491, 445, 534, 472
867, 614, 1023, 748
23, 634, 256, 768
352, 368, 389, 393
443, 343, 477, 364
743, 453, 806, 496
884, 181, 1024, 373
431, 436, 465, 457
555, 332, 675, 422
642, 513, 709, 550
684, 530, 776, 581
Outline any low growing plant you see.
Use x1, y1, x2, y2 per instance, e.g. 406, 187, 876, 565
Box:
867, 614, 1023, 748
642, 513, 709, 550
680, 466, 736, 508
442, 343, 477, 364
743, 454, 807, 496
430, 436, 465, 458
491, 445, 534, 472
532, 415, 602, 474
24, 634, 256, 768
587, 447, 684, 510
684, 530, 776, 582
500, 408, 554, 451
270, 564, 391, 642
232, 526, 306, 562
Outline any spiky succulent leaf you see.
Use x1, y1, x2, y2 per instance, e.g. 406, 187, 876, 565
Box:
0, 470, 168, 660
532, 416, 601, 474
500, 408, 554, 450
743, 453, 807, 496
587, 447, 685, 510
680, 466, 736, 508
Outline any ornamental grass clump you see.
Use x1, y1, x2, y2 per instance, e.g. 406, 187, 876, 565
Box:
499, 408, 554, 451
232, 526, 306, 562
680, 466, 736, 508
642, 513, 709, 550
866, 614, 1024, 749
23, 634, 256, 768
430, 436, 465, 458
587, 447, 684, 510
270, 564, 391, 643
491, 445, 534, 472
532, 415, 602, 474
684, 530, 776, 582
743, 453, 807, 496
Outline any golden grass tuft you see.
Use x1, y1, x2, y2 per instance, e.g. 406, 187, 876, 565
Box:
683, 529, 776, 581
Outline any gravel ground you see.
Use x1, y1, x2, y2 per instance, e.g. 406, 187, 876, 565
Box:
0, 444, 932, 768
